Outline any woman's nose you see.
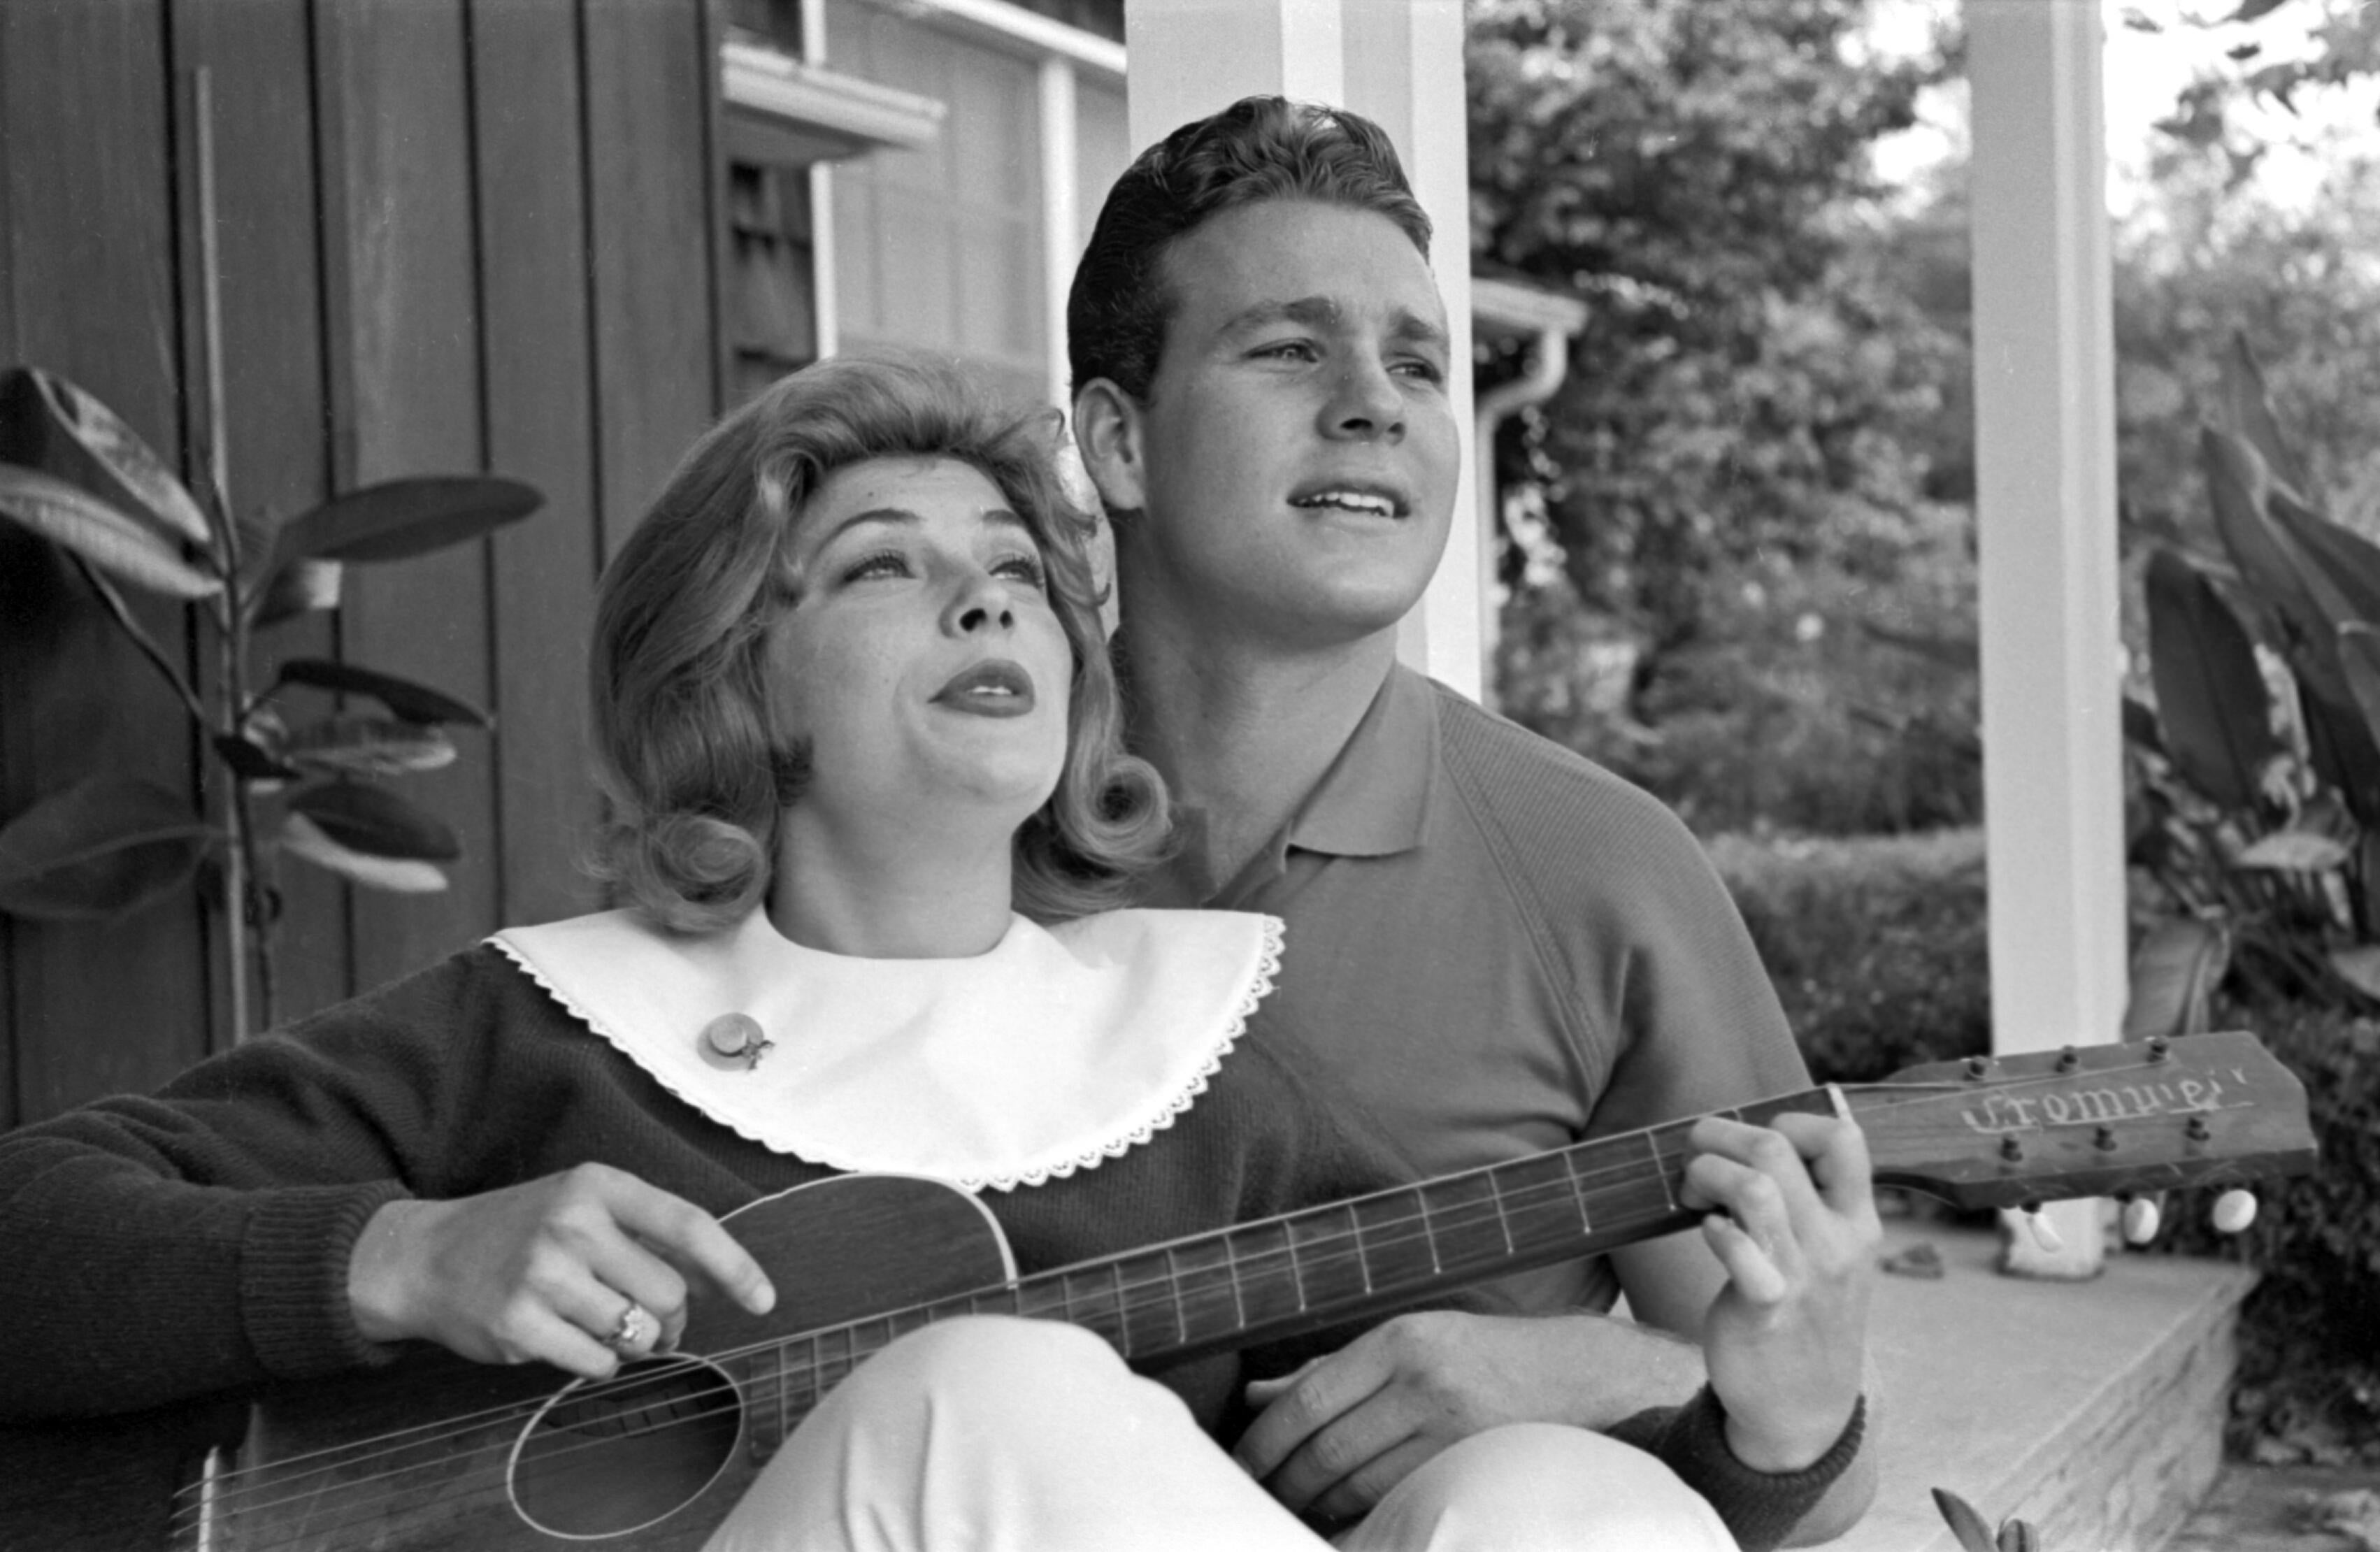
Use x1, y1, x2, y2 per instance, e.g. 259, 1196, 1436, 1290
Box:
946, 573, 1017, 635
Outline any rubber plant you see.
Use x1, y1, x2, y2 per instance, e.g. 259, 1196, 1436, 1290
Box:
0, 365, 540, 1034
2125, 336, 2380, 1033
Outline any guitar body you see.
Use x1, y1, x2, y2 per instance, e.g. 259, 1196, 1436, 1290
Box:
206, 1175, 1014, 1551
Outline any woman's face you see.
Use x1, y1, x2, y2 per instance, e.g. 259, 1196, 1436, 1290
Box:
766, 456, 1073, 835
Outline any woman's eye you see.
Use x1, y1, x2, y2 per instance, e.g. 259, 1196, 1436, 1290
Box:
841, 550, 911, 583
1394, 355, 1446, 384
994, 553, 1048, 589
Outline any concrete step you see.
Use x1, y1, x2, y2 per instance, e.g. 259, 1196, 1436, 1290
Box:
1825, 1219, 2258, 1552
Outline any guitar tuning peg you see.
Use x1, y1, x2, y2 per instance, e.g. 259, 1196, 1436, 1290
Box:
2120, 1193, 2164, 1245
2212, 1188, 2259, 1235
2019, 1206, 2065, 1253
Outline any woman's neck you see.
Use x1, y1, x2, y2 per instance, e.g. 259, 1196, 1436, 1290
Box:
766, 807, 1017, 958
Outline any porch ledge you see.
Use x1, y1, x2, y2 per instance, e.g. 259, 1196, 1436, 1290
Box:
1827, 1220, 2257, 1552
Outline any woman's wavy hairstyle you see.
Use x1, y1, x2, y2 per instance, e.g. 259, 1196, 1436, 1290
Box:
588, 353, 1169, 935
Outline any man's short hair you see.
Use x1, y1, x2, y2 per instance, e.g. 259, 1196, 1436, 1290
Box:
1067, 96, 1432, 401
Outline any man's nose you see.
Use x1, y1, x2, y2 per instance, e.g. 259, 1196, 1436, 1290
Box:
1321, 357, 1405, 443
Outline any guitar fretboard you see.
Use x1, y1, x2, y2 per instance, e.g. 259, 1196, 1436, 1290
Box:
741, 1088, 1845, 1444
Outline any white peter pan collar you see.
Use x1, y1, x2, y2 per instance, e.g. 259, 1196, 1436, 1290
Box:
489, 907, 1283, 1193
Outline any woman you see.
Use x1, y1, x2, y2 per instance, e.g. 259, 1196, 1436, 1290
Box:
0, 357, 1808, 1552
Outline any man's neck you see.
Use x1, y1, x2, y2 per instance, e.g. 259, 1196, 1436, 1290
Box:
1117, 592, 1398, 893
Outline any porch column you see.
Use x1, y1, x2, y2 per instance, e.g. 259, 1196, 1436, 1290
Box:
1969, 0, 2125, 1272
1122, 0, 1481, 700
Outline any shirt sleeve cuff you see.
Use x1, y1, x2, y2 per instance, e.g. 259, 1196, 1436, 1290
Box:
1610, 1384, 1867, 1552
238, 1181, 415, 1380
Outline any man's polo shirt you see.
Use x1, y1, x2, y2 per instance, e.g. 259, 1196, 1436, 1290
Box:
1146, 664, 1809, 1314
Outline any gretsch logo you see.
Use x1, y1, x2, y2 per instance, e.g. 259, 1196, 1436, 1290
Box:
1960, 1071, 2243, 1135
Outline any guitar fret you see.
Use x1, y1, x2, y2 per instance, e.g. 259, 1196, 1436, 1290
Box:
1563, 1148, 1594, 1233
1486, 1169, 1517, 1258
1163, 1246, 1188, 1345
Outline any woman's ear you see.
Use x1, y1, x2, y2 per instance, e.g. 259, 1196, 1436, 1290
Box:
1071, 379, 1147, 515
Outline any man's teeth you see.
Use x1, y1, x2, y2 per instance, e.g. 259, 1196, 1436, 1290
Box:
1294, 491, 1396, 517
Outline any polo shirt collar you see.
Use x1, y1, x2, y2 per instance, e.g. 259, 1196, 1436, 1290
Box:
1284, 663, 1438, 858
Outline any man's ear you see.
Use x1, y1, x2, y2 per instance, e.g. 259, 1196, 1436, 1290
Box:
1072, 378, 1147, 515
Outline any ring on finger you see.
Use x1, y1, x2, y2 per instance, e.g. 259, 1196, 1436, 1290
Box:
604, 1298, 656, 1354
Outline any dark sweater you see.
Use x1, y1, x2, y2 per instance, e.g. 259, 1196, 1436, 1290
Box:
0, 942, 1854, 1550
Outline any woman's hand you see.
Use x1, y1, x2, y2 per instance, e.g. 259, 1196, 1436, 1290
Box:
1679, 1111, 1879, 1472
347, 1163, 776, 1378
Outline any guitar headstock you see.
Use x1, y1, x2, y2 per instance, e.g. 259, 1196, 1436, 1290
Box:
1846, 1030, 2317, 1212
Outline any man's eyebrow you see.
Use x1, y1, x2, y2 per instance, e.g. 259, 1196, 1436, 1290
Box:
1217, 296, 1449, 352
1387, 310, 1451, 352
1217, 296, 1344, 338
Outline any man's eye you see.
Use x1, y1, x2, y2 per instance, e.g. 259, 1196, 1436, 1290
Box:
1257, 340, 1319, 363
1394, 356, 1446, 384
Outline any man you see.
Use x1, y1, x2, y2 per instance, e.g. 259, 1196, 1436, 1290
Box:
1070, 96, 1879, 1545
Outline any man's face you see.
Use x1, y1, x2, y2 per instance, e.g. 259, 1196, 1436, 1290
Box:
1099, 199, 1460, 650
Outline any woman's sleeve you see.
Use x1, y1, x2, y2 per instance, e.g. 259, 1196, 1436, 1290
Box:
0, 956, 493, 1421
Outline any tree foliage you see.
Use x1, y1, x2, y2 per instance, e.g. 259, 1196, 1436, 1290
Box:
1468, 0, 1958, 656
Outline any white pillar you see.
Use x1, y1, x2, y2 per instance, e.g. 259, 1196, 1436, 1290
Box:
1123, 0, 1481, 700
1969, 0, 2124, 1273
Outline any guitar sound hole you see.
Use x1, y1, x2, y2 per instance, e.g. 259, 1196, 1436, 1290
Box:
510, 1356, 743, 1539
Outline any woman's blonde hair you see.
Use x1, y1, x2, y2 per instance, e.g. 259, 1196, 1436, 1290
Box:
588, 354, 1168, 933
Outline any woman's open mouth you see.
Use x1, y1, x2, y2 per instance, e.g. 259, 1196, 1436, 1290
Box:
933, 659, 1037, 718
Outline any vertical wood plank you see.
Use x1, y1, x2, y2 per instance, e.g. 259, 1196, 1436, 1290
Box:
471, 0, 603, 928
170, 0, 350, 1031
0, 0, 213, 1122
583, 0, 721, 563
314, 0, 501, 991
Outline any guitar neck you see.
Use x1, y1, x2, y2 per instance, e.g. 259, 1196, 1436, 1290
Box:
764, 1088, 1846, 1391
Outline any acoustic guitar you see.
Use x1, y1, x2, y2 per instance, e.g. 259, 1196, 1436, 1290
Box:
169, 1030, 2316, 1550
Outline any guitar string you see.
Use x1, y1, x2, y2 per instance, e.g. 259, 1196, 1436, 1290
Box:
171, 1151, 1728, 1537
175, 1053, 2231, 1542
176, 1058, 2235, 1538
175, 1058, 2223, 1537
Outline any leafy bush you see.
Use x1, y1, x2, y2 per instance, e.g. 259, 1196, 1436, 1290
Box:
2152, 1000, 2380, 1463
2123, 340, 2380, 1028
1500, 501, 1981, 838
1707, 828, 1991, 1082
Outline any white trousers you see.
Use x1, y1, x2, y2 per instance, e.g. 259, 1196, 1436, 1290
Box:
703, 1316, 1739, 1552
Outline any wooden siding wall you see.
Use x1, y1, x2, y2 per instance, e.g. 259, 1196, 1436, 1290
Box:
0, 0, 726, 1127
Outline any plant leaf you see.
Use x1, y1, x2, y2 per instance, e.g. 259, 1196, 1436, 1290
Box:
1930, 1488, 2001, 1552
286, 782, 459, 861
0, 463, 222, 599
210, 733, 299, 784
272, 475, 541, 566
2122, 694, 2167, 756
2145, 548, 2277, 812
278, 813, 450, 893
13, 366, 217, 555
2332, 944, 2380, 1003
273, 659, 492, 728
2218, 333, 2315, 501
281, 717, 458, 777
249, 557, 343, 626
2125, 917, 2230, 1039
2301, 679, 2380, 828
2235, 830, 2351, 871
0, 775, 215, 921
2267, 490, 2380, 627
2202, 428, 2321, 638
2338, 624, 2380, 753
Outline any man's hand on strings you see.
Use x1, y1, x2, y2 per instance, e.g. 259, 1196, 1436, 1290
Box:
346, 1163, 775, 1379
1679, 1111, 1879, 1472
